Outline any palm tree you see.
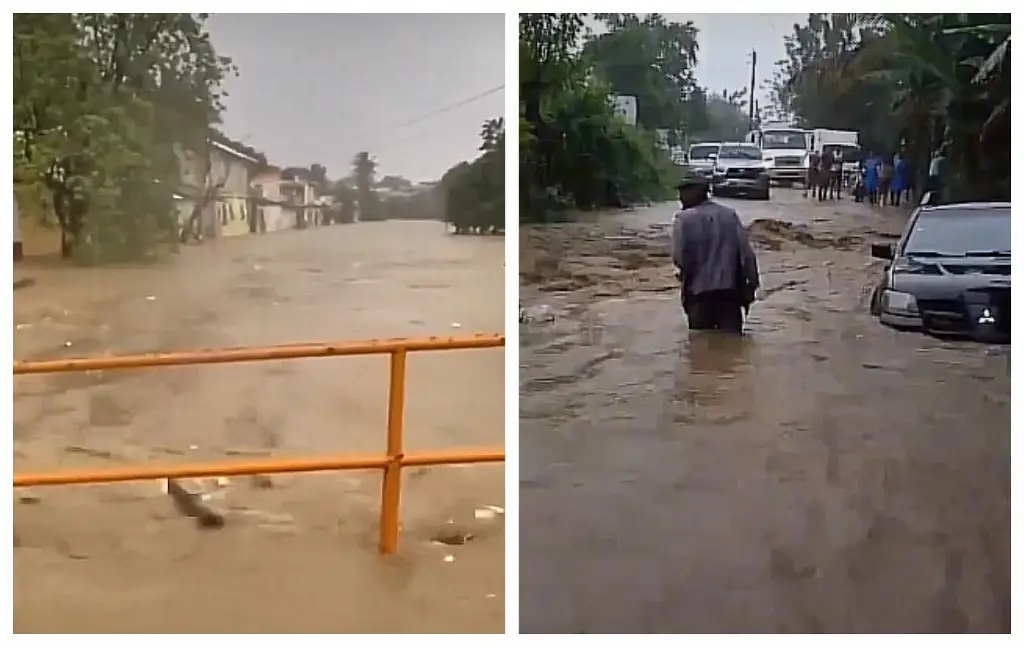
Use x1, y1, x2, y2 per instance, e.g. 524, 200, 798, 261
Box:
819, 13, 1010, 199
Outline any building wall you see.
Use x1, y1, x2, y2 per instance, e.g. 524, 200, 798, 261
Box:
213, 146, 252, 237
261, 204, 296, 232
177, 143, 254, 238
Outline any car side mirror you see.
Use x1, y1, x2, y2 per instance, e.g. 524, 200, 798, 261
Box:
707, 153, 718, 161
870, 242, 894, 260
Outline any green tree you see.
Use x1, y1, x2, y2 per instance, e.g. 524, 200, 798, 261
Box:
769, 13, 1010, 200
519, 13, 685, 222
443, 117, 505, 235
586, 13, 702, 143
13, 13, 235, 263
694, 89, 752, 142
377, 174, 413, 192
351, 151, 381, 221
328, 181, 357, 224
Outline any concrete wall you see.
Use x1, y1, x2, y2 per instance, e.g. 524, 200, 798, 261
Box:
178, 143, 255, 238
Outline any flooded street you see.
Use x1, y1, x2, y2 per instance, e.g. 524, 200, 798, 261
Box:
14, 221, 505, 633
519, 190, 1009, 633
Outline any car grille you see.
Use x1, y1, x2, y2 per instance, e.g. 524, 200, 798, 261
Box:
917, 298, 962, 313
967, 287, 1011, 335
918, 289, 1011, 337
725, 168, 762, 180
775, 157, 802, 167
921, 311, 968, 333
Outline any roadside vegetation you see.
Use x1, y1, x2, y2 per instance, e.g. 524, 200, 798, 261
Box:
766, 13, 1010, 201
519, 13, 756, 222
14, 13, 235, 263
14, 14, 504, 266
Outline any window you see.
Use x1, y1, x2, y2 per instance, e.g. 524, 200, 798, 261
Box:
761, 131, 808, 150
718, 145, 762, 160
689, 145, 720, 160
903, 208, 1011, 257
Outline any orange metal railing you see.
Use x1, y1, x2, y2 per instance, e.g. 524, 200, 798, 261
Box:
14, 333, 505, 554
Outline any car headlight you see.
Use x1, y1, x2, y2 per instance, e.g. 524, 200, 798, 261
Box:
881, 290, 919, 315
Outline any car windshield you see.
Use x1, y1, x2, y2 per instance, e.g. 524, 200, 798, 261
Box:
689, 145, 719, 160
902, 208, 1011, 257
761, 131, 807, 150
718, 146, 762, 160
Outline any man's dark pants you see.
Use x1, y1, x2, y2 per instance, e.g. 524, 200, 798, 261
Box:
683, 289, 745, 334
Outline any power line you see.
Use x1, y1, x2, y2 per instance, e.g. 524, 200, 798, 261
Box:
339, 84, 504, 172
387, 84, 504, 131
364, 85, 504, 155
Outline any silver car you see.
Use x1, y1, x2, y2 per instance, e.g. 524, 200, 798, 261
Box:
710, 143, 771, 201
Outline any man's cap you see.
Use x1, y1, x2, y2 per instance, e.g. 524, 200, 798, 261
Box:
676, 168, 710, 189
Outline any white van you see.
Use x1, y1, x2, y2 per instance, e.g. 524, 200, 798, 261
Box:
687, 142, 721, 179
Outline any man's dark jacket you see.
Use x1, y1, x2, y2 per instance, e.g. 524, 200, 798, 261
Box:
671, 199, 760, 304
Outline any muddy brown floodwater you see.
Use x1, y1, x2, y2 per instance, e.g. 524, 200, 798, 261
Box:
519, 189, 1009, 633
14, 221, 504, 634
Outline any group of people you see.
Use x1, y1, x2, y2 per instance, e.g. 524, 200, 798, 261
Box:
802, 147, 917, 207
802, 148, 845, 201
855, 151, 913, 207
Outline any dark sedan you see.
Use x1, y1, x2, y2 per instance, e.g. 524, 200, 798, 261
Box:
869, 202, 1010, 343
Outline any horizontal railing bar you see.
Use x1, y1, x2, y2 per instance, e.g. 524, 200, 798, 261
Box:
14, 334, 505, 376
13, 448, 506, 487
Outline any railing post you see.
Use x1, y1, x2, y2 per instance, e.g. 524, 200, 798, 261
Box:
378, 348, 408, 554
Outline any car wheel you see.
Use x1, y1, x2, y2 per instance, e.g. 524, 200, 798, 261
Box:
757, 187, 770, 201
869, 285, 883, 316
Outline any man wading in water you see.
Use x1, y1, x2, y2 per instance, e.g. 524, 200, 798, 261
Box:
672, 173, 761, 334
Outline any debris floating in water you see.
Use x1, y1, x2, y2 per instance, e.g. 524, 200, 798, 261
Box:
520, 304, 556, 323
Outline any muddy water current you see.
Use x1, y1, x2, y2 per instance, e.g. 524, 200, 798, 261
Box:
519, 191, 1009, 633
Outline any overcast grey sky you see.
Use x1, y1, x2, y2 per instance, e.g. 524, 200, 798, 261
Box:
585, 14, 803, 111
683, 14, 803, 107
206, 14, 504, 182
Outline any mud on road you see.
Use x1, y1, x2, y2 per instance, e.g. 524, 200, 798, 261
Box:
519, 190, 1009, 633
14, 221, 505, 634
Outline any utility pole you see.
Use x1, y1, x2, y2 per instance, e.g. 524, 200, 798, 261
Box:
748, 49, 757, 128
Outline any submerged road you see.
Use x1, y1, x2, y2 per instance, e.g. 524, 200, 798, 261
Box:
519, 190, 1009, 633
15, 221, 505, 633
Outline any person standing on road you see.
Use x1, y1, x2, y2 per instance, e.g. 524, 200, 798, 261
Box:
891, 152, 910, 207
804, 150, 821, 199
879, 154, 894, 205
926, 145, 947, 202
671, 173, 761, 334
828, 148, 844, 200
864, 151, 881, 205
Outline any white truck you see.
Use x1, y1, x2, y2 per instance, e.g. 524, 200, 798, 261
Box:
747, 124, 811, 186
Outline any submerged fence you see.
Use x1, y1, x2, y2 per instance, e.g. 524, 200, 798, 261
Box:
14, 334, 506, 554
